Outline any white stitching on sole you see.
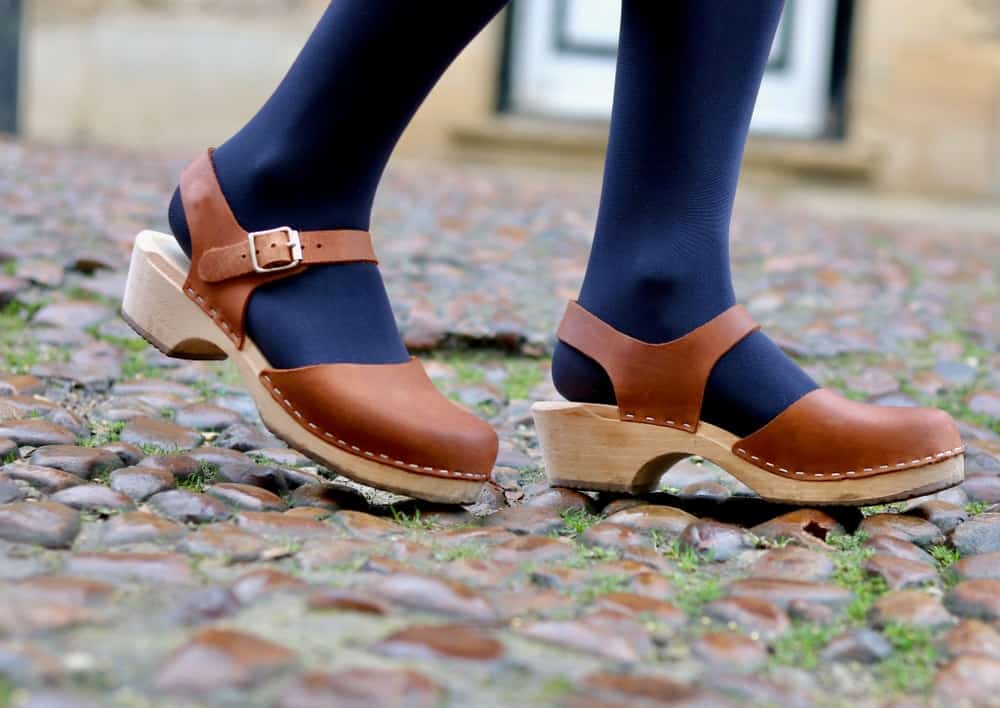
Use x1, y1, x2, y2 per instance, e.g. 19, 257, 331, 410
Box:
732, 445, 964, 479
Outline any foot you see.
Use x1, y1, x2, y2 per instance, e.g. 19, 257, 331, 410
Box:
168, 148, 408, 370
137, 150, 495, 504
551, 296, 818, 438
538, 301, 963, 505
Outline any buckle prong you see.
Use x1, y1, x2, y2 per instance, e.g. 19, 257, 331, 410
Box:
247, 227, 302, 273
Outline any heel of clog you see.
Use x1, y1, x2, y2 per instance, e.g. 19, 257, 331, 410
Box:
531, 401, 694, 493
121, 230, 228, 361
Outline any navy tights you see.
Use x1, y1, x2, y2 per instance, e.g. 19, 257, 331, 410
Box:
169, 0, 508, 369
551, 0, 817, 436
170, 0, 817, 436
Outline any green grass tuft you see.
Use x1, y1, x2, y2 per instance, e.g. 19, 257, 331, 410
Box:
518, 467, 546, 485
879, 623, 938, 693
670, 572, 722, 615
965, 501, 990, 516
432, 543, 488, 562
928, 543, 962, 587
0, 676, 12, 708
177, 462, 220, 493
771, 623, 839, 670
654, 532, 706, 572
389, 506, 439, 531
649, 529, 721, 612
861, 502, 907, 516
573, 573, 631, 603
449, 356, 486, 386
928, 544, 960, 567
538, 676, 573, 702
828, 532, 888, 622
121, 350, 162, 380
77, 420, 126, 448
502, 360, 544, 400
559, 508, 602, 537
564, 543, 619, 567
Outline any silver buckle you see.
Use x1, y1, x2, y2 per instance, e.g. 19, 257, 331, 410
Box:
247, 227, 302, 273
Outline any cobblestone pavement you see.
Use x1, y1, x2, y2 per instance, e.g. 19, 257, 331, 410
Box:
0, 138, 999, 707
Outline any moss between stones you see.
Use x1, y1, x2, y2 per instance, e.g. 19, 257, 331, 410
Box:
388, 506, 439, 531
572, 573, 631, 603
502, 360, 545, 400
0, 677, 12, 708
879, 623, 938, 693
767, 531, 946, 696
828, 532, 889, 622
176, 462, 221, 493
771, 623, 839, 671
1, 300, 46, 374
558, 508, 602, 537
78, 420, 126, 448
928, 543, 962, 588
965, 501, 990, 516
432, 543, 489, 562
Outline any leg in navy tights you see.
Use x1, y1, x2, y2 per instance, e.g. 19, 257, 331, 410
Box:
168, 0, 509, 369
551, 0, 817, 436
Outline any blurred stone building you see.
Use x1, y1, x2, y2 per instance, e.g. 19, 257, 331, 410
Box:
4, 0, 1000, 198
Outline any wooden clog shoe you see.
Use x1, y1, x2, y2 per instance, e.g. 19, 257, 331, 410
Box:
121, 151, 496, 503
532, 302, 964, 506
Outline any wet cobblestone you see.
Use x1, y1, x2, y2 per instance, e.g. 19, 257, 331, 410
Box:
0, 139, 997, 705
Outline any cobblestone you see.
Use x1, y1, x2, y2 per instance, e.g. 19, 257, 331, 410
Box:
0, 139, 997, 705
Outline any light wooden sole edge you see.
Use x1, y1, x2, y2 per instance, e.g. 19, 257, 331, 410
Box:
531, 400, 964, 506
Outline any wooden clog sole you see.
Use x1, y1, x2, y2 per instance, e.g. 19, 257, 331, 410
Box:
532, 400, 963, 506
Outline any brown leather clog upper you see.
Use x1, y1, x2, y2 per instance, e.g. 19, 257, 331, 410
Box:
261, 360, 497, 480
178, 150, 497, 481
557, 301, 759, 431
556, 302, 963, 482
733, 388, 963, 481
179, 150, 378, 348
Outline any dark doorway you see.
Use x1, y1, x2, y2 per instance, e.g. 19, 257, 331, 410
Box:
0, 0, 21, 134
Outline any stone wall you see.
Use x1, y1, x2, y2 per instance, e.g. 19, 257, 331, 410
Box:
849, 0, 1000, 197
20, 0, 502, 156
18, 0, 1000, 198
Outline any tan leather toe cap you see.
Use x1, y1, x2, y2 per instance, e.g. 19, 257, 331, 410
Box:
260, 358, 498, 481
733, 388, 964, 481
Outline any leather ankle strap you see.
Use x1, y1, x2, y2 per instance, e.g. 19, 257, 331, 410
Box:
197, 228, 376, 283
179, 150, 378, 348
556, 302, 759, 431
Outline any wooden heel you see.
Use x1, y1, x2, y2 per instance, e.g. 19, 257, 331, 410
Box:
532, 401, 693, 493
531, 400, 964, 506
121, 231, 228, 361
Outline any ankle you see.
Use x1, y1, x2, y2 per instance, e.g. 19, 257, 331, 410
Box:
576, 249, 736, 344
551, 341, 616, 405
211, 142, 373, 234
167, 147, 375, 260
168, 187, 192, 257
576, 282, 736, 345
